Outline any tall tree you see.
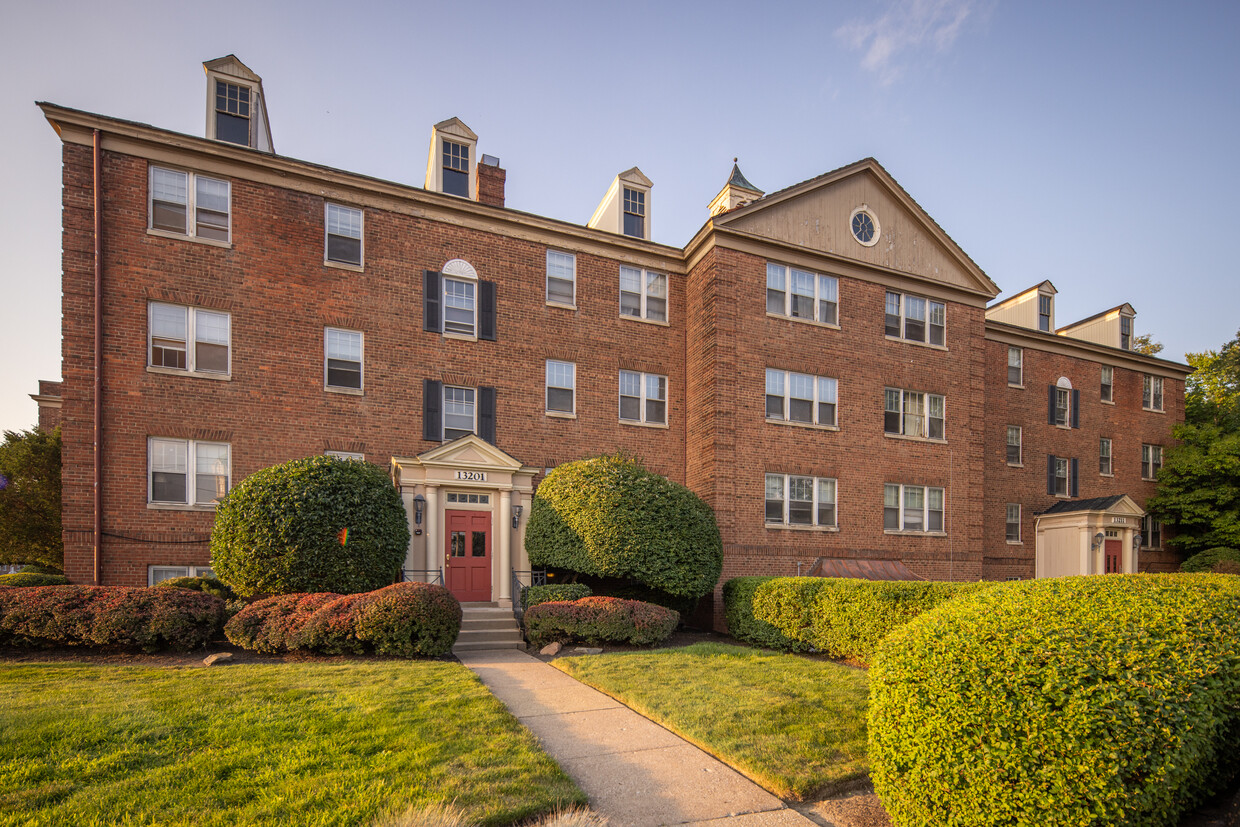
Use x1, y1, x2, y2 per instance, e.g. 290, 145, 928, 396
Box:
1132, 334, 1164, 356
0, 427, 63, 570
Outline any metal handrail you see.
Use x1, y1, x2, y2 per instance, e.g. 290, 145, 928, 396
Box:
510, 569, 547, 623
402, 568, 444, 585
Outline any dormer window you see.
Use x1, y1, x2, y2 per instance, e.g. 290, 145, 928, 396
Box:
623, 188, 646, 238
588, 168, 652, 240
443, 141, 471, 198
214, 81, 251, 146
1120, 316, 1132, 350
202, 56, 272, 152
425, 118, 479, 199
1038, 294, 1052, 332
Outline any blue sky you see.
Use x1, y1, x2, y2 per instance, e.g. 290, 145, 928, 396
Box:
1, 0, 1237, 431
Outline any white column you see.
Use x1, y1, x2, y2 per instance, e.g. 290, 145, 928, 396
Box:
426, 485, 441, 583
498, 489, 512, 601
400, 490, 417, 573
1079, 524, 1092, 576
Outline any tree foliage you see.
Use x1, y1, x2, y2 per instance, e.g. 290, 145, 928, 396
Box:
1132, 333, 1165, 356
0, 427, 62, 571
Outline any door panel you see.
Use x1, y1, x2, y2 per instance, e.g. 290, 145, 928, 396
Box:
446, 509, 491, 601
1104, 539, 1122, 574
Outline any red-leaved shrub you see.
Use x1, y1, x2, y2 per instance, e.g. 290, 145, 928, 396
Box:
223, 592, 340, 653
295, 592, 376, 654
0, 585, 224, 652
354, 583, 462, 657
523, 596, 678, 647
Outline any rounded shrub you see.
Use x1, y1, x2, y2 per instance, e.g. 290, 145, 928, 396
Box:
525, 455, 722, 599
721, 577, 806, 652
154, 575, 236, 600
869, 574, 1240, 826
210, 456, 410, 597
524, 596, 679, 647
1181, 546, 1240, 573
354, 583, 461, 657
522, 583, 592, 609
0, 572, 70, 587
224, 592, 340, 653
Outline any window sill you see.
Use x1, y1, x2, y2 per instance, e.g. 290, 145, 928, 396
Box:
147, 366, 231, 381
884, 433, 947, 445
325, 386, 364, 396
766, 418, 839, 432
765, 523, 839, 533
546, 411, 577, 419
1142, 407, 1166, 414
1101, 399, 1115, 406
546, 301, 577, 311
1006, 540, 1024, 546
765, 312, 841, 331
1100, 472, 1114, 478
1055, 423, 1072, 430
1007, 462, 1024, 468
619, 419, 670, 429
619, 315, 671, 328
1141, 477, 1158, 483
1008, 383, 1025, 390
147, 502, 218, 512
324, 259, 364, 273
444, 332, 479, 343
885, 335, 948, 352
146, 228, 232, 249
884, 530, 947, 537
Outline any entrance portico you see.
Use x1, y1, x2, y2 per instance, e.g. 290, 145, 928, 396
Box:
391, 435, 537, 605
1034, 495, 1146, 578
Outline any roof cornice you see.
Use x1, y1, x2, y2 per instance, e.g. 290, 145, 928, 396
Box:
985, 319, 1190, 377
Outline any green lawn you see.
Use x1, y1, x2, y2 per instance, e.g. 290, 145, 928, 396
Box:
0, 661, 585, 826
555, 642, 870, 800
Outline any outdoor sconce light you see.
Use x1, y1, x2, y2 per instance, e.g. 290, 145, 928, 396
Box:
413, 494, 425, 536
1092, 532, 1105, 552
512, 504, 523, 529
1133, 533, 1143, 551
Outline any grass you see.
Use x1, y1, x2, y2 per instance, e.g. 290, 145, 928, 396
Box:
0, 660, 585, 826
554, 642, 870, 800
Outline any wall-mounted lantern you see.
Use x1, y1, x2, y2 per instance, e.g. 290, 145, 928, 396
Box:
1133, 533, 1143, 552
413, 494, 426, 536
511, 503, 523, 528
1091, 532, 1105, 552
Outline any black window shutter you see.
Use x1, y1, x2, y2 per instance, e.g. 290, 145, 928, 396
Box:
1047, 455, 1056, 496
423, 271, 442, 333
423, 379, 442, 441
1071, 389, 1080, 428
479, 386, 497, 443
1047, 385, 1056, 425
479, 281, 497, 341
1070, 458, 1079, 497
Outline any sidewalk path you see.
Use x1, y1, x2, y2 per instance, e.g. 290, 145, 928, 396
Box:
457, 649, 815, 827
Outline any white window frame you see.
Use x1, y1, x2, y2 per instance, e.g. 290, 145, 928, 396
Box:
618, 370, 668, 426
622, 187, 647, 238
765, 369, 838, 428
1141, 444, 1162, 480
1055, 387, 1071, 427
885, 291, 946, 346
1100, 365, 1114, 403
765, 263, 839, 327
1006, 426, 1022, 465
546, 360, 576, 417
443, 275, 477, 337
148, 564, 216, 586
619, 266, 668, 323
325, 450, 364, 461
546, 250, 576, 308
324, 203, 363, 268
443, 385, 477, 441
1037, 294, 1053, 332
884, 483, 946, 533
884, 387, 946, 440
765, 473, 837, 529
147, 437, 231, 508
1008, 347, 1024, 387
148, 302, 231, 377
1143, 375, 1164, 412
148, 166, 231, 244
1053, 457, 1070, 497
1100, 437, 1113, 476
1141, 515, 1163, 549
1006, 503, 1021, 543
324, 328, 363, 392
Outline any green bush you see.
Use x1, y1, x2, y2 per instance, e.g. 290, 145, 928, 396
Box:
522, 583, 592, 609
19, 564, 63, 575
224, 592, 340, 653
1181, 546, 1240, 573
753, 577, 993, 664
210, 456, 409, 597
524, 597, 679, 647
721, 577, 806, 652
353, 583, 462, 657
525, 455, 722, 599
154, 576, 236, 600
869, 574, 1240, 826
0, 572, 70, 587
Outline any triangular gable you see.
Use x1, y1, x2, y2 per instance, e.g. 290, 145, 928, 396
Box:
618, 167, 653, 188
716, 159, 999, 298
414, 434, 523, 471
432, 117, 478, 142
204, 55, 261, 83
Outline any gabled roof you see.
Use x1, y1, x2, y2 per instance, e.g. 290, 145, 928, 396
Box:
1058, 302, 1136, 334
433, 117, 478, 142
414, 434, 521, 470
204, 55, 262, 83
618, 166, 653, 188
988, 280, 1057, 312
1038, 494, 1144, 517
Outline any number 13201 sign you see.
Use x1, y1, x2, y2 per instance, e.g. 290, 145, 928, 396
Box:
455, 470, 486, 482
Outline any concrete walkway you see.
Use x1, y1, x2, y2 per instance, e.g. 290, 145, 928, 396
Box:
457, 648, 815, 827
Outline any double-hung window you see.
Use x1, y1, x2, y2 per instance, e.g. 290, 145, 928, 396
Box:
885, 292, 945, 345
623, 188, 646, 238
884, 388, 945, 440
1121, 316, 1132, 350
1006, 426, 1022, 465
1006, 504, 1021, 542
1047, 455, 1078, 497
884, 484, 944, 532
1141, 444, 1162, 480
443, 386, 476, 441
546, 360, 576, 415
1143, 375, 1164, 411
423, 380, 496, 443
1038, 294, 1052, 332
765, 263, 838, 325
1008, 347, 1023, 386
546, 250, 576, 306
443, 140, 470, 197
765, 474, 836, 528
1049, 383, 1080, 428
214, 80, 251, 146
325, 204, 363, 266
148, 438, 230, 506
424, 267, 496, 341
444, 278, 476, 336
149, 167, 230, 242
1141, 515, 1162, 549
1100, 366, 1113, 403
1100, 437, 1113, 475
325, 328, 363, 391
619, 370, 667, 425
619, 266, 667, 322
148, 302, 230, 375
765, 369, 837, 427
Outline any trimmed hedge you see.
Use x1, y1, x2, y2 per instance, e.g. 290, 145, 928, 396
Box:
1182, 546, 1240, 573
210, 455, 409, 597
525, 455, 722, 599
522, 583, 592, 609
721, 577, 807, 652
225, 583, 461, 657
869, 574, 1240, 826
154, 576, 236, 601
753, 577, 993, 664
0, 585, 224, 651
0, 572, 70, 587
524, 596, 678, 647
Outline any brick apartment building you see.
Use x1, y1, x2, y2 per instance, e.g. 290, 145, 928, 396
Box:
35, 56, 1189, 618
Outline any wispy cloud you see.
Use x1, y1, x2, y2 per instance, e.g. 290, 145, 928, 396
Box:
836, 0, 981, 85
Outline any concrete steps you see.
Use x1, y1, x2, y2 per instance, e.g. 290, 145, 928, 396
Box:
453, 602, 526, 652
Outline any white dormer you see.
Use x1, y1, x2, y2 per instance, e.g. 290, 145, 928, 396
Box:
986, 280, 1057, 333
588, 167, 652, 240
203, 56, 273, 152
425, 118, 478, 199
1058, 303, 1137, 351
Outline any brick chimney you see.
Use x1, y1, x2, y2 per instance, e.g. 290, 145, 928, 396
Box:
477, 155, 506, 208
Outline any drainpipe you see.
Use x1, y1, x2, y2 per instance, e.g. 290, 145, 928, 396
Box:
92, 128, 102, 586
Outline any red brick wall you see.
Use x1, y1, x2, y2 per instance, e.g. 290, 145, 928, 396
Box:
34, 380, 63, 431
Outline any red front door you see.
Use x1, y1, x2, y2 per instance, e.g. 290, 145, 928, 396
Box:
446, 510, 491, 602
1104, 539, 1122, 573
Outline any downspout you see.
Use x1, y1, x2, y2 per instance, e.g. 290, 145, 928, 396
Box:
93, 128, 102, 586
